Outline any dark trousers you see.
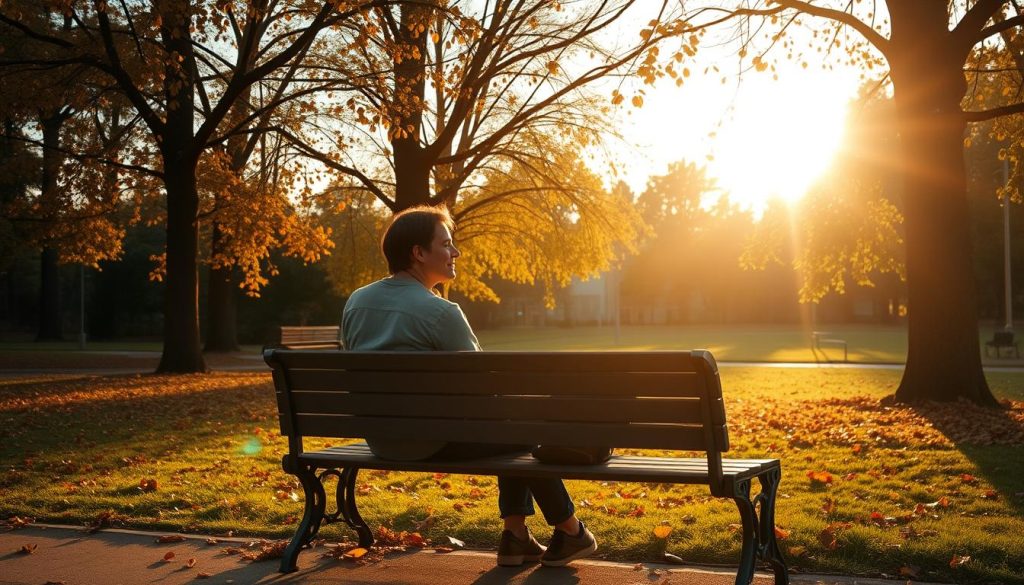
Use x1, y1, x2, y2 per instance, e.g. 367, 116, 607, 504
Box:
432, 442, 576, 525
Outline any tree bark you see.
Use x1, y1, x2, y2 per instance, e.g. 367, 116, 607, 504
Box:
887, 2, 997, 406
392, 3, 432, 210
157, 160, 207, 372
36, 247, 62, 340
204, 222, 239, 352
35, 114, 64, 341
156, 0, 207, 373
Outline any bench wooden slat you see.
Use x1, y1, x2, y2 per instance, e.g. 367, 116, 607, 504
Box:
307, 445, 772, 472
297, 444, 776, 483
286, 391, 704, 424
290, 414, 711, 451
273, 350, 705, 374
286, 369, 704, 398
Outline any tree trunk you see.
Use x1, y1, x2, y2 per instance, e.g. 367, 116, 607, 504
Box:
156, 0, 207, 373
35, 115, 64, 341
392, 3, 432, 211
887, 3, 997, 406
157, 163, 207, 372
36, 247, 62, 340
204, 222, 239, 352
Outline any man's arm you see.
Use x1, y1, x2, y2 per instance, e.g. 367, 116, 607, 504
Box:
433, 304, 481, 351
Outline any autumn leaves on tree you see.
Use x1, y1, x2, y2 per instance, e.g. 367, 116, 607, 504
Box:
2, 0, 1021, 407
2, 0, 690, 371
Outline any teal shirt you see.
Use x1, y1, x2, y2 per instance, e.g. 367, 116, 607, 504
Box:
342, 278, 480, 352
342, 277, 480, 460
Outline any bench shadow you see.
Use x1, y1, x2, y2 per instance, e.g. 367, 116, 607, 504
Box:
907, 399, 1024, 514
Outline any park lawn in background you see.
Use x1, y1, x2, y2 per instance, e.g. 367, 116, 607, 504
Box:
1, 368, 1022, 584
477, 324, 1024, 366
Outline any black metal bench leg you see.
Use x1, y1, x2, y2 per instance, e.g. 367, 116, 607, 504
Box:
756, 469, 789, 585
340, 466, 375, 548
280, 459, 327, 573
732, 479, 759, 585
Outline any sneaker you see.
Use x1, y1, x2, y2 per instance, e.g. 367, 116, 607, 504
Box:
497, 528, 546, 566
540, 521, 598, 567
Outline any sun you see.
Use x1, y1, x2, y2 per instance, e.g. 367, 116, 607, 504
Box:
707, 80, 850, 212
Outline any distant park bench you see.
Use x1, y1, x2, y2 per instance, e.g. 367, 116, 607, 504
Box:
279, 326, 343, 349
985, 330, 1020, 359
811, 331, 848, 362
265, 348, 789, 585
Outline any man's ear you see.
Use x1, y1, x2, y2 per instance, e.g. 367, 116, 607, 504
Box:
410, 244, 426, 263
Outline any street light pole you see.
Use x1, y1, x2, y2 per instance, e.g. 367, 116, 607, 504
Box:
78, 264, 86, 349
1004, 188, 1014, 332
1003, 160, 1014, 332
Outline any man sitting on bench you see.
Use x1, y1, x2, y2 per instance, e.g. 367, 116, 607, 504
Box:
341, 204, 598, 567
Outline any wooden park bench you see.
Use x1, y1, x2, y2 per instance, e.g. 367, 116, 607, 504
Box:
811, 331, 848, 362
279, 325, 343, 349
264, 349, 788, 585
985, 330, 1020, 359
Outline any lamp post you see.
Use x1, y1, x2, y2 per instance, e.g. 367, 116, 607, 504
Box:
78, 264, 86, 349
1003, 160, 1014, 333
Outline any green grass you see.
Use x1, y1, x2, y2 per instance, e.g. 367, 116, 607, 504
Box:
1, 368, 1022, 582
477, 324, 1024, 366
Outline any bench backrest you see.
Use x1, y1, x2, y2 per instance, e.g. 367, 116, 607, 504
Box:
993, 330, 1015, 345
266, 350, 730, 478
279, 326, 343, 349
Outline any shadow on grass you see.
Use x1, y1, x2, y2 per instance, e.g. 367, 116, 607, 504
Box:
911, 400, 1024, 514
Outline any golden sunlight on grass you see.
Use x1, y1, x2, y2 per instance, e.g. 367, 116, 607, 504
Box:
2, 370, 1024, 582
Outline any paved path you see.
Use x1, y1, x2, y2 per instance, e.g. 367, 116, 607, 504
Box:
0, 525, 913, 585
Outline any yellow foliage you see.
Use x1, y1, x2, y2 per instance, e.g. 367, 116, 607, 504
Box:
451, 134, 645, 308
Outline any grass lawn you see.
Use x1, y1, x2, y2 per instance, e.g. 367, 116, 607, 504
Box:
2, 324, 1022, 367
1, 367, 1022, 583
477, 324, 1024, 366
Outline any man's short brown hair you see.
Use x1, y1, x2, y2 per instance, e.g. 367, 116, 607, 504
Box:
381, 205, 454, 274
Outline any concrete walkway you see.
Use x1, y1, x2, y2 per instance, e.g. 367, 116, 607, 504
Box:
0, 525, 912, 585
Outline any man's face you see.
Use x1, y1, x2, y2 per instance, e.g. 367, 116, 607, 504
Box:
414, 221, 460, 286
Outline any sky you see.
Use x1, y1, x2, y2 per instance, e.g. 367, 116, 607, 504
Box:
586, 1, 870, 213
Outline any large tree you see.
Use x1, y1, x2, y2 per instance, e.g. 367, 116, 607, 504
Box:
291, 0, 696, 300
0, 9, 130, 340
0, 0, 376, 371
716, 0, 1024, 405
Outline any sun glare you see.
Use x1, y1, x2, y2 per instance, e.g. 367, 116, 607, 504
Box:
707, 82, 850, 212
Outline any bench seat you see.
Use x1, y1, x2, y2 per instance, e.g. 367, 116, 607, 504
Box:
301, 443, 779, 485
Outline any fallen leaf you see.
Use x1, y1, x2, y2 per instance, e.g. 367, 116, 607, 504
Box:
138, 478, 158, 492
197, 573, 213, 579
205, 538, 218, 545
633, 562, 644, 571
788, 545, 807, 557
653, 524, 672, 539
18, 543, 37, 554
662, 552, 684, 565
343, 547, 368, 559
960, 474, 978, 485
807, 470, 834, 485
155, 535, 186, 543
822, 497, 836, 515
445, 536, 465, 549
186, 557, 196, 568
774, 526, 790, 540
950, 554, 971, 568
163, 551, 175, 562
982, 490, 999, 500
